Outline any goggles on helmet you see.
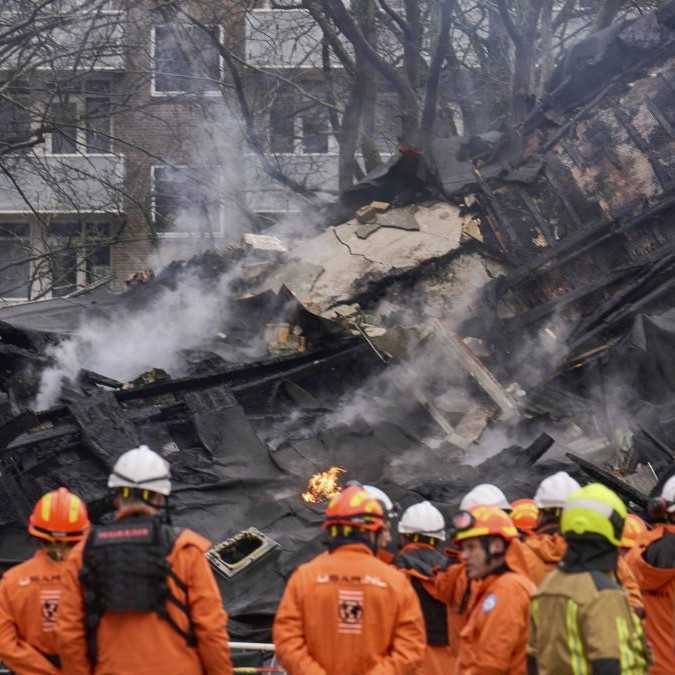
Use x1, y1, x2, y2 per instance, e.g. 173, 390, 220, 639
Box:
452, 510, 476, 532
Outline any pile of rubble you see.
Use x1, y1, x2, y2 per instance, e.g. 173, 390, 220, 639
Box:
2, 0, 675, 642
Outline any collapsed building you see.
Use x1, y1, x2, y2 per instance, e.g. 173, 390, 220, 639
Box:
2, 0, 675, 645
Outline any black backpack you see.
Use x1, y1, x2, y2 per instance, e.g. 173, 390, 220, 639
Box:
80, 517, 196, 664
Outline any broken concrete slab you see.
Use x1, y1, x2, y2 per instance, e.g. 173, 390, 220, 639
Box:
355, 222, 382, 239
264, 203, 465, 312
355, 206, 421, 240
242, 233, 288, 254
377, 206, 420, 232
251, 260, 325, 301
356, 204, 378, 224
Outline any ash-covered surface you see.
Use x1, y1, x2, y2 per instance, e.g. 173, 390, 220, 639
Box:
0, 244, 578, 641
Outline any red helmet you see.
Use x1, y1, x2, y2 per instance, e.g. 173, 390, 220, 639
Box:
454, 505, 518, 543
620, 513, 648, 549
511, 499, 540, 533
28, 488, 90, 543
323, 486, 384, 532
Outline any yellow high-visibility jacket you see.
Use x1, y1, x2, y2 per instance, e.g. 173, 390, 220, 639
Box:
527, 567, 649, 675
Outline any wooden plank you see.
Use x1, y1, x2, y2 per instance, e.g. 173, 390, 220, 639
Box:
431, 320, 520, 421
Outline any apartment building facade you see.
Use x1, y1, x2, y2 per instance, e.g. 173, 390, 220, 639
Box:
0, 0, 401, 301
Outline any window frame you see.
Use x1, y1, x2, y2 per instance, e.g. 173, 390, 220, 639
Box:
0, 222, 32, 302
46, 88, 114, 157
268, 95, 335, 156
47, 220, 113, 297
150, 23, 225, 98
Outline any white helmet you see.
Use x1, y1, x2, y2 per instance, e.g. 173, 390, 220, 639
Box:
460, 484, 510, 511
534, 471, 580, 509
398, 501, 446, 541
108, 445, 172, 496
661, 475, 675, 511
363, 485, 394, 516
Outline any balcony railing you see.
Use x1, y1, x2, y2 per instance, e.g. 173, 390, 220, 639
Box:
0, 10, 126, 72
244, 152, 339, 212
245, 9, 326, 69
0, 154, 125, 213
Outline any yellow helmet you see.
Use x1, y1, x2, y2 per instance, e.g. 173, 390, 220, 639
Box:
561, 483, 627, 547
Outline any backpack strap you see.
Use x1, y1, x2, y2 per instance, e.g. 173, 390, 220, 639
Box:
158, 526, 198, 648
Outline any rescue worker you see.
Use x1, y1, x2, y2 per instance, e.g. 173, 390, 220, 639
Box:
460, 483, 511, 512
511, 499, 539, 538
394, 501, 454, 675
525, 472, 644, 614
528, 483, 649, 675
452, 505, 534, 674
620, 513, 649, 555
363, 484, 399, 564
273, 485, 426, 674
0, 487, 90, 674
525, 471, 581, 582
626, 476, 675, 675
56, 445, 232, 675
435, 483, 514, 671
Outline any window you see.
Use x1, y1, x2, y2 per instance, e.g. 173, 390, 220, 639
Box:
51, 102, 78, 154
47, 81, 112, 155
0, 86, 31, 151
49, 222, 112, 296
0, 223, 31, 300
153, 24, 222, 95
301, 108, 328, 153
85, 95, 112, 153
269, 94, 330, 154
152, 166, 222, 234
270, 99, 295, 154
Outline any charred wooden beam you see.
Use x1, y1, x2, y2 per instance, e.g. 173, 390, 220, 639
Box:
566, 452, 649, 507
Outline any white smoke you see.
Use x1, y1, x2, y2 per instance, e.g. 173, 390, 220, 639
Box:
34, 338, 81, 411
33, 269, 237, 410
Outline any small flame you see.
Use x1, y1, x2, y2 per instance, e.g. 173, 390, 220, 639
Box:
302, 467, 346, 503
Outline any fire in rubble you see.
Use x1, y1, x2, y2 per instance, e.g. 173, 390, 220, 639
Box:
301, 467, 346, 503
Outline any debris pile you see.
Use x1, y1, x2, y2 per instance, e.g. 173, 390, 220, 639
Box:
2, 0, 675, 642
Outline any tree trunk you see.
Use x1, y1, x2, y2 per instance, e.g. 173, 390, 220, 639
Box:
356, 0, 380, 173
594, 0, 626, 32
485, 7, 512, 128
338, 87, 364, 192
420, 0, 453, 153
505, 1, 543, 126
536, 0, 554, 99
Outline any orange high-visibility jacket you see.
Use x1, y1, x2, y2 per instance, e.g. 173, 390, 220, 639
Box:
434, 559, 472, 671
0, 549, 66, 675
627, 525, 675, 675
456, 570, 535, 675
57, 525, 232, 675
273, 542, 426, 675
517, 532, 644, 613
395, 543, 456, 675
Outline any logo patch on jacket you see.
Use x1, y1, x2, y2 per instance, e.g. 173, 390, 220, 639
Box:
481, 594, 497, 613
40, 590, 61, 631
338, 589, 364, 634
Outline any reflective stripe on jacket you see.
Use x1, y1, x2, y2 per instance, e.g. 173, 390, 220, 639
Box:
528, 568, 649, 675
